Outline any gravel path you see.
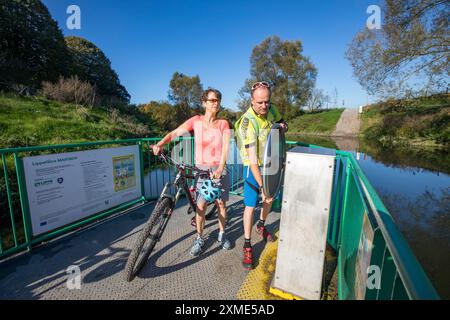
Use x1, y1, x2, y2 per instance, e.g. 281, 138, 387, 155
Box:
332, 108, 361, 137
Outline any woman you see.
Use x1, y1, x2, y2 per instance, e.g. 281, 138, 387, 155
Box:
151, 88, 231, 257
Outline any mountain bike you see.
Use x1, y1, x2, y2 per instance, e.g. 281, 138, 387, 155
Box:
123, 150, 219, 282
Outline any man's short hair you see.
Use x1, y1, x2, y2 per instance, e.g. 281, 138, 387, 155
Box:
202, 88, 222, 102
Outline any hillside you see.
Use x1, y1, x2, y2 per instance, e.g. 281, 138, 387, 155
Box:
287, 108, 345, 135
0, 95, 158, 149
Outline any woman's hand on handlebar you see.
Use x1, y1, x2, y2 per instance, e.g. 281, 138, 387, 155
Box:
151, 144, 162, 156
212, 167, 224, 180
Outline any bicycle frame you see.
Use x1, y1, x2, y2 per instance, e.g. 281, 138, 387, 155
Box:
159, 169, 197, 213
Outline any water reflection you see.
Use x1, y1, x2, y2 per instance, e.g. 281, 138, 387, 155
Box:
291, 134, 450, 299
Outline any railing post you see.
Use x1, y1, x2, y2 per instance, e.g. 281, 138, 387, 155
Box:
13, 153, 33, 251
328, 156, 344, 250
338, 156, 352, 248
138, 141, 146, 201
2, 154, 18, 249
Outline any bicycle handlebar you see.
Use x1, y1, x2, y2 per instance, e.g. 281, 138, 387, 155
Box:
154, 148, 212, 179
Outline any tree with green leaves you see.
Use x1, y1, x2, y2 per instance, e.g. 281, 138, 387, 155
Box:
0, 0, 70, 92
346, 0, 449, 99
65, 36, 130, 105
238, 36, 317, 119
168, 72, 203, 123
140, 101, 179, 132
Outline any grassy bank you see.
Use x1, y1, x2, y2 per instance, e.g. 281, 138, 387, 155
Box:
287, 108, 344, 135
0, 94, 156, 149
360, 94, 450, 150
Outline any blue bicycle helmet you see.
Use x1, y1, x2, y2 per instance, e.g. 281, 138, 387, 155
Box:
199, 180, 221, 203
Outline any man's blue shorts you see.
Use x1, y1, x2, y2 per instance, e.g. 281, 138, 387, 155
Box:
243, 166, 261, 207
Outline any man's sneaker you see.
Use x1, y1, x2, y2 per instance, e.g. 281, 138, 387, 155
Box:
189, 236, 204, 257
242, 247, 253, 270
256, 225, 273, 242
191, 216, 196, 228
218, 233, 231, 250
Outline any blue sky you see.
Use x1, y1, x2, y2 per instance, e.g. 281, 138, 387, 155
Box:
43, 0, 382, 110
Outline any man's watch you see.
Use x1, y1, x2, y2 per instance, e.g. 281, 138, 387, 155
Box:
258, 185, 263, 193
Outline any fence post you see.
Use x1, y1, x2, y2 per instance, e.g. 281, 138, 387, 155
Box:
138, 141, 146, 201
13, 153, 33, 251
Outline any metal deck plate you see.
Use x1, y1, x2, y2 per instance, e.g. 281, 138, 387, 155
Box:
0, 195, 280, 300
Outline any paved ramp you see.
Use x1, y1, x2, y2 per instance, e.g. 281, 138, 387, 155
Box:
0, 195, 280, 300
332, 108, 361, 137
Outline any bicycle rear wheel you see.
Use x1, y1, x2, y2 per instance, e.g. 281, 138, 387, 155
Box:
124, 197, 173, 282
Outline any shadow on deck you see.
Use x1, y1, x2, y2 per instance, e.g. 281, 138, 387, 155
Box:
0, 195, 282, 300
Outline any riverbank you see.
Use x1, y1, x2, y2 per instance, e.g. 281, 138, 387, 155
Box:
360, 94, 450, 150
287, 108, 344, 136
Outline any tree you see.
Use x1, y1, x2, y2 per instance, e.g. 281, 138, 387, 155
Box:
0, 0, 71, 92
346, 0, 449, 99
65, 36, 130, 104
140, 101, 179, 132
168, 72, 203, 123
218, 107, 240, 124
238, 36, 317, 119
304, 88, 330, 112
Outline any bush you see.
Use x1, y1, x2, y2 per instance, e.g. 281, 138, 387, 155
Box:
42, 76, 97, 107
107, 108, 150, 137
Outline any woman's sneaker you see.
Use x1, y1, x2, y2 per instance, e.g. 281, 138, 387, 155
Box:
218, 233, 231, 250
190, 236, 204, 257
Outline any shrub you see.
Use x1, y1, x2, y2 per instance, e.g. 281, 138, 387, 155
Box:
42, 76, 97, 107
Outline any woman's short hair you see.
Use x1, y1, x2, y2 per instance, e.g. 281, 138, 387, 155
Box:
201, 88, 222, 102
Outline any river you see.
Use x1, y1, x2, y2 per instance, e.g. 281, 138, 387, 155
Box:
287, 134, 450, 299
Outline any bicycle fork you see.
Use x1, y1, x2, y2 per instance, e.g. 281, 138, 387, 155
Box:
153, 179, 186, 242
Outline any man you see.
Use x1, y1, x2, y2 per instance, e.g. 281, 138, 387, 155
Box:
236, 81, 288, 270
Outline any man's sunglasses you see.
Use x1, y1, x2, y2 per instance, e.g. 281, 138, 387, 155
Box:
251, 81, 270, 91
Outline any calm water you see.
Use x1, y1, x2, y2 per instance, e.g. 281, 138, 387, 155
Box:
288, 134, 450, 299
143, 137, 450, 298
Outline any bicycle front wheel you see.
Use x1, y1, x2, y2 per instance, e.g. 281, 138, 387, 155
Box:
124, 197, 173, 282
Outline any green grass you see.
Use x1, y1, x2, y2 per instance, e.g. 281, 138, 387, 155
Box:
0, 94, 156, 149
288, 108, 344, 135
361, 94, 450, 149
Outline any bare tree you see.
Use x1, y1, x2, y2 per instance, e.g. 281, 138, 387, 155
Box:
304, 88, 330, 112
346, 0, 449, 99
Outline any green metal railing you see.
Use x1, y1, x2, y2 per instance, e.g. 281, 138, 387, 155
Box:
0, 137, 196, 259
0, 138, 440, 299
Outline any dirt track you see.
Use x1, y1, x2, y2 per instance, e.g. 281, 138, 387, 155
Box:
332, 108, 361, 137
